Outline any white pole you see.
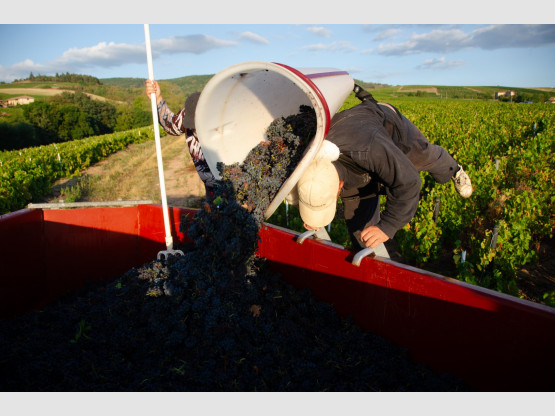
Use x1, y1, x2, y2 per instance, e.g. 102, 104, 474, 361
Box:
144, 24, 182, 259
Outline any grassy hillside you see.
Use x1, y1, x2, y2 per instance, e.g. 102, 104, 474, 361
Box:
2, 74, 553, 112
368, 84, 553, 102
101, 74, 213, 90
101, 74, 214, 110
99, 77, 146, 89
0, 81, 137, 106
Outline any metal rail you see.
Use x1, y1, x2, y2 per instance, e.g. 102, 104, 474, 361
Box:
27, 200, 154, 209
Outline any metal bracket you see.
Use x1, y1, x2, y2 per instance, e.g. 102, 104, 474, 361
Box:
28, 200, 153, 209
296, 227, 332, 244
352, 247, 374, 267
297, 229, 316, 244
157, 249, 185, 260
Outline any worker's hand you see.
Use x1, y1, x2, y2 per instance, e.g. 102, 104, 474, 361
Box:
360, 225, 389, 249
145, 80, 162, 105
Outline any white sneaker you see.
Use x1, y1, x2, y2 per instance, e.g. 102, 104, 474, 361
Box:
452, 165, 473, 198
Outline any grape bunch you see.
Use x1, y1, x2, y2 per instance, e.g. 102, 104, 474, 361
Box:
217, 104, 316, 224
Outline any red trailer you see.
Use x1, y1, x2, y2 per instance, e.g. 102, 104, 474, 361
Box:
1, 203, 554, 392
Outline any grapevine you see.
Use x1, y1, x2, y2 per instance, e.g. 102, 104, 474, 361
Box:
268, 98, 555, 300
0, 127, 153, 214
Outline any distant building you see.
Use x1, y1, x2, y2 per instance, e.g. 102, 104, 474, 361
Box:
495, 90, 516, 100
0, 95, 35, 107
546, 97, 555, 104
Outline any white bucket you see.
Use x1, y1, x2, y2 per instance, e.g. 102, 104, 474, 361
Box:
195, 61, 353, 218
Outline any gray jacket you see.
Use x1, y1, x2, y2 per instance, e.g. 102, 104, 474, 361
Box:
327, 100, 421, 238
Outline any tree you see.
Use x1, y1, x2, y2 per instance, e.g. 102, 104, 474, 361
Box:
0, 122, 39, 150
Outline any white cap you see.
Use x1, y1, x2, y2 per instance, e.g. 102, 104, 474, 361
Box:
297, 159, 339, 228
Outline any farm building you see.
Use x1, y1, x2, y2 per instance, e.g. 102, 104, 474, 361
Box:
0, 95, 35, 107
495, 90, 516, 99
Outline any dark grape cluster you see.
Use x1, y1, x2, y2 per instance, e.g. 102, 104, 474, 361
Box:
217, 104, 316, 224
0, 106, 470, 392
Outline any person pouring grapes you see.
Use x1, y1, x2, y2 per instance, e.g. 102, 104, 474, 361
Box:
288, 85, 473, 258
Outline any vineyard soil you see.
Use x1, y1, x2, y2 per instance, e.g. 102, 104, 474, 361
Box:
41, 135, 554, 306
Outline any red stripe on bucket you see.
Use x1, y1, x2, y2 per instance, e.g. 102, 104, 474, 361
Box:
306, 70, 350, 79
273, 63, 332, 136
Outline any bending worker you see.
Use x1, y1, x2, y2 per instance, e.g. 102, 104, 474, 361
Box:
290, 85, 473, 257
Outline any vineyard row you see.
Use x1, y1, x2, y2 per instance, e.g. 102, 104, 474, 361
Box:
0, 127, 154, 214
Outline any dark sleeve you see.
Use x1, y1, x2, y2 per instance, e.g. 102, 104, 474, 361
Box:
351, 131, 421, 238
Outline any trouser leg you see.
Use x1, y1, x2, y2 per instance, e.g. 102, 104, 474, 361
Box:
341, 182, 389, 258
402, 115, 459, 184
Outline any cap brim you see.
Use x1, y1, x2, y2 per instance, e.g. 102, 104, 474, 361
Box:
298, 200, 336, 228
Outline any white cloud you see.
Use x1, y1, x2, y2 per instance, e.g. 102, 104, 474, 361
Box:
373, 28, 402, 41
307, 26, 331, 38
0, 60, 48, 82
416, 57, 465, 70
57, 42, 146, 67
377, 29, 471, 55
0, 35, 237, 82
238, 31, 270, 45
375, 24, 555, 56
302, 41, 356, 53
471, 24, 555, 49
153, 35, 237, 54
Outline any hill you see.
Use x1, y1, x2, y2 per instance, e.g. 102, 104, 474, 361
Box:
101, 74, 214, 110
99, 77, 146, 89
0, 80, 139, 107
370, 85, 553, 102
2, 74, 554, 110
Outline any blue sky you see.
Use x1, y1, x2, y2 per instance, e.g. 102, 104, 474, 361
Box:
1, 2, 554, 88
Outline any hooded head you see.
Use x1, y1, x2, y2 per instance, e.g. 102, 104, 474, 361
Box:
297, 159, 340, 228
183, 92, 201, 130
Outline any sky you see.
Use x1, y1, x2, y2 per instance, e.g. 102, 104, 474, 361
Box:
1, 2, 554, 88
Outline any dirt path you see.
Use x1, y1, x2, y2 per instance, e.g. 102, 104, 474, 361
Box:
43, 134, 206, 208
397, 86, 439, 95
162, 136, 206, 208
0, 87, 126, 105
465, 87, 484, 93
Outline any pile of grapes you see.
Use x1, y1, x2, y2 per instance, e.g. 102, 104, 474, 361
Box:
0, 106, 470, 392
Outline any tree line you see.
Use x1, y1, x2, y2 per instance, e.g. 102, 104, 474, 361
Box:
17, 72, 102, 85
0, 92, 151, 151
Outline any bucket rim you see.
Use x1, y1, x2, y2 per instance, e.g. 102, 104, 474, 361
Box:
195, 60, 353, 220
